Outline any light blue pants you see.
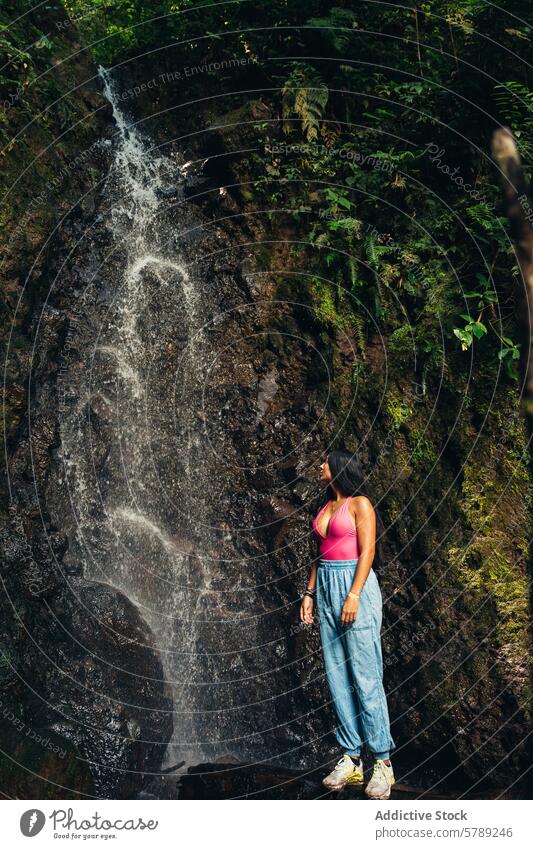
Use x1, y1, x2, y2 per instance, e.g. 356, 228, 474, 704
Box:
317, 558, 396, 759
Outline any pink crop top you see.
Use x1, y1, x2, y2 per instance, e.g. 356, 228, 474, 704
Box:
312, 496, 359, 560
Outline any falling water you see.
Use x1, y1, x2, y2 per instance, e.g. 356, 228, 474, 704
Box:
55, 66, 222, 768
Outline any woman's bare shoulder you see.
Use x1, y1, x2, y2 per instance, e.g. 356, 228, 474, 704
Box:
351, 495, 375, 515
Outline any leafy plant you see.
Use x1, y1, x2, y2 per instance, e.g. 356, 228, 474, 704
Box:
498, 336, 520, 379
494, 80, 533, 162
453, 315, 487, 350
282, 63, 328, 142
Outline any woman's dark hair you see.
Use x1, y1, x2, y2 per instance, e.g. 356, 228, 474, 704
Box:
316, 448, 385, 573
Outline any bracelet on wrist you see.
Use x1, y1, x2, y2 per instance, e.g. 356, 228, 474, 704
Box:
348, 590, 361, 599
303, 589, 315, 599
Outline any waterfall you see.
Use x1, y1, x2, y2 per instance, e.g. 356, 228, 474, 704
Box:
55, 66, 219, 768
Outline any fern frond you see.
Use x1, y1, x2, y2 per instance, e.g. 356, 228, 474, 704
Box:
353, 314, 366, 358
282, 63, 328, 142
494, 81, 533, 159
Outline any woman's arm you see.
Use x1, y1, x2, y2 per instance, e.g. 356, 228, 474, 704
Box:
341, 495, 376, 626
300, 543, 320, 624
307, 560, 318, 593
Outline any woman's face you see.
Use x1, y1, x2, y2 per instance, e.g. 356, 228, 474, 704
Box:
319, 458, 332, 483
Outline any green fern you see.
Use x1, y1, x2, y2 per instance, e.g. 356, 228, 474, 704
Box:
494, 81, 533, 161
375, 276, 391, 311
353, 314, 366, 359
348, 255, 359, 289
282, 64, 328, 141
363, 235, 391, 270
466, 204, 510, 248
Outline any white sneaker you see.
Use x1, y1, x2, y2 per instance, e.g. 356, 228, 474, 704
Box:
322, 754, 364, 790
364, 759, 395, 799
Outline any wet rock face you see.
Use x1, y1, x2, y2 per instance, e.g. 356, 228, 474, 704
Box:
0, 506, 173, 798
46, 581, 173, 798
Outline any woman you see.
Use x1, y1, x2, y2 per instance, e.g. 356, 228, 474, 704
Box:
300, 449, 396, 798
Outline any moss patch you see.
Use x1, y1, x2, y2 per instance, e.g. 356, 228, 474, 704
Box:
448, 424, 532, 715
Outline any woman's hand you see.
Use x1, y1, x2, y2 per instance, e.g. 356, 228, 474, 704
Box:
341, 595, 359, 627
300, 595, 314, 624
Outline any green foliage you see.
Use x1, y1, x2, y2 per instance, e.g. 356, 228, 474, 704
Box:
494, 81, 533, 162
388, 325, 414, 364
452, 274, 520, 377
449, 433, 531, 701
282, 64, 328, 142
7, 0, 528, 383
385, 390, 414, 429
63, 0, 153, 62
210, 3, 527, 380
410, 429, 438, 468
453, 315, 487, 350
497, 336, 521, 379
